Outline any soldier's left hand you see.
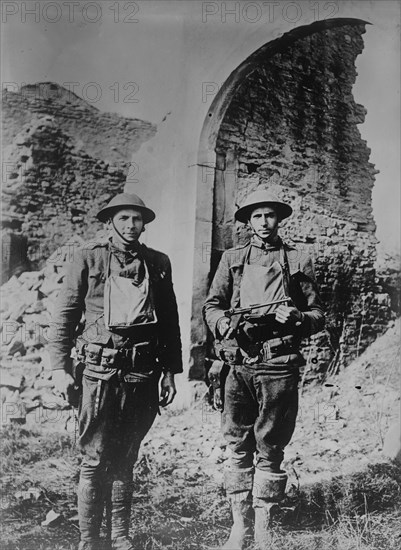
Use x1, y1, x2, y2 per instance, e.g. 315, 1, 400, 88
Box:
159, 372, 177, 407
275, 305, 303, 325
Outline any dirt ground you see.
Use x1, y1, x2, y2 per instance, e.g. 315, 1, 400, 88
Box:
1, 319, 400, 550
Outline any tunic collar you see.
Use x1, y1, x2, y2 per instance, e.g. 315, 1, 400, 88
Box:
251, 234, 282, 251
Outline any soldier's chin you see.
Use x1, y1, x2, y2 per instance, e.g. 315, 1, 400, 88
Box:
123, 234, 138, 242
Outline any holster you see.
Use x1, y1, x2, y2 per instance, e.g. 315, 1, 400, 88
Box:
206, 359, 230, 411
214, 337, 242, 366
67, 360, 85, 408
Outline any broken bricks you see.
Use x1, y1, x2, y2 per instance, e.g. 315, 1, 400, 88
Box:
0, 369, 25, 390
41, 509, 62, 527
0, 390, 26, 425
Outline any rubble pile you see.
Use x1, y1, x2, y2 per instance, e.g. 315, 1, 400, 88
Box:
0, 236, 85, 426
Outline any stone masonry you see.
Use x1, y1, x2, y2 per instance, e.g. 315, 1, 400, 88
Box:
2, 83, 156, 269
211, 23, 394, 374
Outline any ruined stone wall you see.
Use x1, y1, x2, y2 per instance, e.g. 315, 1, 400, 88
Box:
2, 83, 156, 268
212, 24, 393, 373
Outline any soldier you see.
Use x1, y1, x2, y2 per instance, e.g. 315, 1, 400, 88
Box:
50, 193, 182, 550
203, 189, 325, 549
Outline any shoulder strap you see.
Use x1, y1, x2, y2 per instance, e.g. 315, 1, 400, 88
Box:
279, 246, 291, 297
244, 243, 252, 265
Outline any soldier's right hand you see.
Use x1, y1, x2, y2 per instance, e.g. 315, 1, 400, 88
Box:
52, 370, 75, 399
217, 317, 235, 339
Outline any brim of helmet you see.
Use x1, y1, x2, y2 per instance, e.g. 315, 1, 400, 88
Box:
235, 202, 293, 223
96, 205, 156, 224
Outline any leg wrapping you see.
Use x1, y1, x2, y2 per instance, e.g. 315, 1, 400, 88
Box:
253, 468, 287, 502
224, 466, 254, 495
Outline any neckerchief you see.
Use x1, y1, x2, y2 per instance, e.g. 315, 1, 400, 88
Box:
108, 239, 145, 284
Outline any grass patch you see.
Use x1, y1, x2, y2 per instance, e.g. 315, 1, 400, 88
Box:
293, 462, 401, 528
0, 425, 75, 475
1, 424, 400, 549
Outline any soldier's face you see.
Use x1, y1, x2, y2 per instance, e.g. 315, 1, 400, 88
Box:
248, 205, 279, 241
110, 207, 144, 244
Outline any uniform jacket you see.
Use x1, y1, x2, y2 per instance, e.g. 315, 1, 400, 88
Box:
49, 239, 183, 374
203, 240, 325, 341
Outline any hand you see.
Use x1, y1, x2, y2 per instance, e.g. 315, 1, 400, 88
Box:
275, 305, 304, 325
213, 387, 223, 412
52, 370, 75, 399
207, 360, 223, 412
217, 317, 235, 339
159, 372, 177, 407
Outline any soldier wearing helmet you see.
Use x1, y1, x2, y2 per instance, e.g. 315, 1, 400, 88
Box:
203, 189, 325, 549
50, 193, 182, 550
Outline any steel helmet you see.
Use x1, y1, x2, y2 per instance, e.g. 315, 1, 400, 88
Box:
96, 193, 156, 224
235, 189, 292, 223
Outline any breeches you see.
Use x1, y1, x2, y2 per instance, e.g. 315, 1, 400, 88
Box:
78, 371, 160, 483
222, 365, 299, 472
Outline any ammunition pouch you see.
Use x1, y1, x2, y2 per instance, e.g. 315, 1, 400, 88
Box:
77, 341, 157, 382
261, 335, 296, 360
214, 333, 301, 368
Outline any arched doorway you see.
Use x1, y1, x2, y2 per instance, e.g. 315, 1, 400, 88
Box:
189, 17, 387, 380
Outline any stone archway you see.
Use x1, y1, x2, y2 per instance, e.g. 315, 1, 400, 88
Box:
189, 17, 390, 380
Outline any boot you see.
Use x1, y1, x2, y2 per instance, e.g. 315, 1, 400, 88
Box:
110, 480, 134, 550
219, 466, 254, 550
253, 470, 287, 550
253, 500, 280, 549
220, 491, 253, 550
78, 478, 105, 549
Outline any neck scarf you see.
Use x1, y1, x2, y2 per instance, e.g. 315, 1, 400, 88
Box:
109, 239, 145, 284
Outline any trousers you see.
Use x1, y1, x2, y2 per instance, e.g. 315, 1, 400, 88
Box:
78, 370, 160, 484
222, 364, 299, 473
